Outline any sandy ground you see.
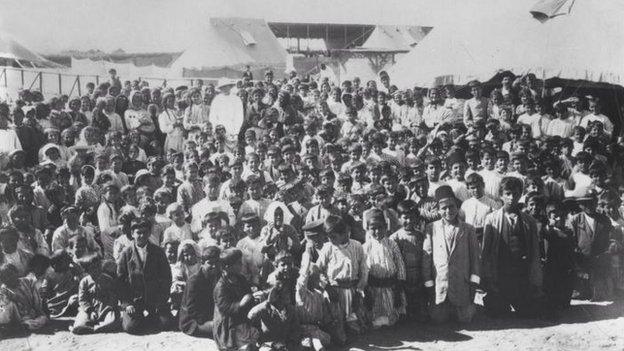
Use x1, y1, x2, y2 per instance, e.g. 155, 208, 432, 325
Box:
1, 299, 623, 351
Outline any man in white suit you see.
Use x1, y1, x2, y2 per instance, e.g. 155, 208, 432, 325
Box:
423, 185, 481, 324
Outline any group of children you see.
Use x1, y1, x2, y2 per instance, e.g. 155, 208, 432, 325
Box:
0, 68, 623, 350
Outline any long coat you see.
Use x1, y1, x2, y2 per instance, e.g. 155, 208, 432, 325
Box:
116, 243, 172, 310
213, 273, 254, 350
481, 209, 542, 290
423, 220, 481, 306
179, 266, 219, 335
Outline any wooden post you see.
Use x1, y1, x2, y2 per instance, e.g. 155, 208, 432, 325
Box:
2, 68, 7, 88
20, 69, 24, 87
77, 75, 81, 96
39, 72, 43, 93
95, 75, 99, 86
58, 73, 62, 94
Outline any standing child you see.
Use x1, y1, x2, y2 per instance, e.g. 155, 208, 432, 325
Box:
362, 209, 406, 328
423, 186, 481, 323
390, 200, 427, 322
316, 215, 368, 336
540, 202, 575, 316
162, 203, 194, 244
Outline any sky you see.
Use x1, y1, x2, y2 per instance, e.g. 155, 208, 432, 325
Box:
0, 0, 448, 53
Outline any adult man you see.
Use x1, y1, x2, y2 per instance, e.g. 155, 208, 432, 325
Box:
209, 79, 245, 139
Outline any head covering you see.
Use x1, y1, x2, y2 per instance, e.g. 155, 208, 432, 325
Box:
302, 218, 325, 238
366, 208, 386, 225
220, 248, 243, 266
434, 185, 457, 204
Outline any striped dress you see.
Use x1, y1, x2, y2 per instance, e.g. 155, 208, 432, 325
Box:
362, 236, 406, 328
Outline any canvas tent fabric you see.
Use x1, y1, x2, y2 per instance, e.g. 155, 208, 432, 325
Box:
0, 32, 63, 68
170, 17, 287, 79
388, 0, 624, 88
70, 57, 174, 80
362, 25, 432, 51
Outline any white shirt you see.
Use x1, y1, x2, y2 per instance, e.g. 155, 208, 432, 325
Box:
516, 112, 543, 139
209, 94, 244, 136
580, 113, 613, 135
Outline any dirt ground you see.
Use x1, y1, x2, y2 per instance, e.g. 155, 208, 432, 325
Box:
1, 299, 623, 351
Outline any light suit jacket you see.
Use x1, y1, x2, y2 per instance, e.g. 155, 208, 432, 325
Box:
423, 219, 481, 306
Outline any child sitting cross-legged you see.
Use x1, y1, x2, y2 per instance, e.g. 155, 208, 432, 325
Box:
41, 250, 83, 318
71, 258, 120, 334
0, 263, 48, 333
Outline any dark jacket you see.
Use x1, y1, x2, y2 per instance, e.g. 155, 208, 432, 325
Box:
179, 266, 220, 335
213, 272, 253, 350
117, 243, 171, 310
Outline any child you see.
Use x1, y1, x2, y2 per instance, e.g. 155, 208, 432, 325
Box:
178, 245, 221, 337
51, 205, 101, 256
461, 173, 502, 242
0, 263, 48, 331
237, 213, 268, 287
9, 205, 50, 257
170, 240, 201, 314
362, 209, 406, 328
424, 156, 445, 197
71, 258, 120, 334
444, 152, 470, 202
213, 248, 260, 350
390, 200, 427, 322
0, 227, 33, 277
261, 206, 301, 258
176, 162, 205, 214
162, 203, 193, 244
540, 202, 575, 316
423, 186, 481, 323
247, 263, 302, 350
41, 250, 81, 318
481, 177, 543, 317
238, 175, 270, 222
478, 147, 503, 198
316, 215, 368, 335
97, 182, 120, 260
117, 219, 172, 334
154, 188, 174, 225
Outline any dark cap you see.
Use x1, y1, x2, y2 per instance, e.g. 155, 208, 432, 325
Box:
302, 218, 325, 238
434, 185, 457, 203
130, 218, 151, 231
220, 248, 243, 266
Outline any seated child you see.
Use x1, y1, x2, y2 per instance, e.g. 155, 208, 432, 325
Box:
41, 250, 82, 318
0, 263, 48, 331
71, 258, 120, 334
0, 227, 33, 277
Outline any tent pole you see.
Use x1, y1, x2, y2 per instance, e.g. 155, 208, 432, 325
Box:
58, 73, 62, 94
39, 72, 42, 93
20, 69, 24, 87
77, 76, 81, 96
2, 68, 6, 88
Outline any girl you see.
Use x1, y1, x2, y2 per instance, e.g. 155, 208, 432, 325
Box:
184, 88, 210, 141
159, 92, 185, 153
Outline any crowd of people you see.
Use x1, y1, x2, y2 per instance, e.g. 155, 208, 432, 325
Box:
0, 65, 623, 351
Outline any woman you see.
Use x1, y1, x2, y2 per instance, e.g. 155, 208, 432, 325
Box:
159, 93, 185, 153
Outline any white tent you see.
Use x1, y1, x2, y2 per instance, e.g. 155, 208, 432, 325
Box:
388, 0, 624, 88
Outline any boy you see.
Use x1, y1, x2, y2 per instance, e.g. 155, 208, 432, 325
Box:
0, 263, 48, 331
117, 219, 172, 334
568, 192, 612, 301
238, 175, 270, 222
0, 227, 32, 277
176, 162, 205, 214
236, 213, 268, 287
540, 202, 575, 316
9, 205, 50, 257
444, 152, 470, 202
390, 200, 427, 321
316, 215, 368, 335
481, 177, 543, 317
463, 80, 488, 125
424, 156, 446, 197
461, 173, 502, 242
305, 184, 336, 225
478, 146, 502, 198
72, 258, 120, 334
423, 186, 481, 323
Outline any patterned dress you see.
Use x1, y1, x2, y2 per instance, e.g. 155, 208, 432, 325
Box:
362, 236, 406, 327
